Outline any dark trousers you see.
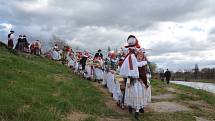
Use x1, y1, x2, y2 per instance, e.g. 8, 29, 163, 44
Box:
166, 77, 170, 84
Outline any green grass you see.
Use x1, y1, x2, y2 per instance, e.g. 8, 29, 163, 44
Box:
1, 42, 215, 121
172, 83, 215, 107
150, 80, 169, 96
0, 43, 115, 121
148, 80, 215, 121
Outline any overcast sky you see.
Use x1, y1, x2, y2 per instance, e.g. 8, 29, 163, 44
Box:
0, 0, 215, 71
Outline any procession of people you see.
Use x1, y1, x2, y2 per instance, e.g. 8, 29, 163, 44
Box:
47, 35, 152, 120
7, 30, 42, 55
7, 31, 152, 120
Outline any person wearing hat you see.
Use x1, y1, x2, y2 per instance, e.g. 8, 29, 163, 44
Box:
120, 35, 147, 119
94, 49, 103, 60
7, 30, 15, 49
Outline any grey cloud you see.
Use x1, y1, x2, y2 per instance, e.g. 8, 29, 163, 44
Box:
149, 37, 215, 56
1, 0, 215, 70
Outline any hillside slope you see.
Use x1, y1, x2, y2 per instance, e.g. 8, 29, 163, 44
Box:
1, 42, 215, 121
0, 42, 115, 121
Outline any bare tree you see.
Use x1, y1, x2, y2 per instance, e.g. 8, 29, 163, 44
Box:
49, 35, 67, 50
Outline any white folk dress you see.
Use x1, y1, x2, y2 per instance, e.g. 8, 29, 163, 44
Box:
113, 79, 122, 102
143, 73, 152, 107
121, 57, 148, 110
106, 72, 115, 93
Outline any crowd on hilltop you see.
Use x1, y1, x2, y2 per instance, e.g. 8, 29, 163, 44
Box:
7, 30, 42, 55
7, 31, 152, 120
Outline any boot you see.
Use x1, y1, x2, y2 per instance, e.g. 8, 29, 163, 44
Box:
134, 112, 139, 120
128, 106, 132, 114
139, 108, 144, 113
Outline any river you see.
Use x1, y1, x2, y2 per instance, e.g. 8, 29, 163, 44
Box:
170, 81, 215, 94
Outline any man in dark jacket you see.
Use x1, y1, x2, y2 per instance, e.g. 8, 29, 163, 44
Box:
15, 35, 22, 50
94, 49, 103, 60
164, 69, 171, 84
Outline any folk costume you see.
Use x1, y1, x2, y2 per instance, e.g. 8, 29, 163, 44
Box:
120, 35, 147, 119
93, 50, 104, 83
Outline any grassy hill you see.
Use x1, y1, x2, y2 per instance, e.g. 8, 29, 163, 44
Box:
0, 42, 115, 121
0, 42, 215, 121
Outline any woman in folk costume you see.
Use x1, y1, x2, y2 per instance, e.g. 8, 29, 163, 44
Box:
85, 57, 94, 80
22, 35, 29, 53
106, 51, 116, 93
102, 57, 110, 87
74, 51, 82, 73
67, 48, 75, 68
93, 57, 104, 83
120, 35, 147, 119
145, 63, 152, 106
111, 53, 123, 106
51, 44, 60, 60
93, 49, 104, 83
31, 40, 41, 55
136, 48, 151, 112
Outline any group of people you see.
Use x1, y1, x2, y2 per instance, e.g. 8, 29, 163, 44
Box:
7, 31, 152, 119
7, 30, 42, 55
49, 35, 152, 120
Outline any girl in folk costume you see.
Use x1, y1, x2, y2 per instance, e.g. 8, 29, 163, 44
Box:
74, 51, 83, 73
136, 48, 151, 112
120, 35, 147, 119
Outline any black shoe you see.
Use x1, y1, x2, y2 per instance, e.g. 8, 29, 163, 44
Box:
128, 106, 132, 114
139, 108, 144, 113
134, 112, 139, 120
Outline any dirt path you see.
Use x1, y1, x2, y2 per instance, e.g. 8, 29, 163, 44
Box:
91, 82, 130, 119
90, 81, 194, 120
67, 81, 207, 121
